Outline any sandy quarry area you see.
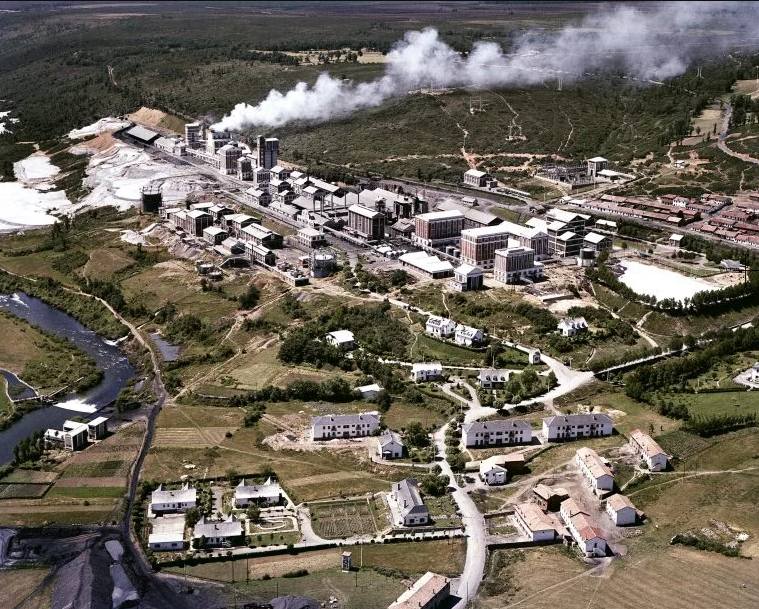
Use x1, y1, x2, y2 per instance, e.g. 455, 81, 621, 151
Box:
126, 106, 166, 128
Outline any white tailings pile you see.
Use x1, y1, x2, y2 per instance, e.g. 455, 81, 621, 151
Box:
78, 140, 213, 212
13, 154, 60, 181
120, 230, 147, 246
617, 259, 719, 302
0, 181, 69, 231
68, 117, 132, 139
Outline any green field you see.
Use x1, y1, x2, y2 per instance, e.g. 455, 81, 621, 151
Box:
666, 390, 759, 418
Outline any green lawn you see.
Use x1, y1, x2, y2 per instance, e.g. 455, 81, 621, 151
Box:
410, 335, 486, 366
666, 390, 759, 418
46, 486, 125, 499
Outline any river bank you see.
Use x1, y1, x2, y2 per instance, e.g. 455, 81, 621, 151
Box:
0, 292, 135, 466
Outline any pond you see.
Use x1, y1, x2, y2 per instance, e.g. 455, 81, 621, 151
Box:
616, 259, 720, 302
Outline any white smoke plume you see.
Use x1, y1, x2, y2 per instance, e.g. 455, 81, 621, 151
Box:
213, 2, 759, 131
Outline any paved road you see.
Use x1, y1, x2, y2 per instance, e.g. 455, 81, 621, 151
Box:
432, 422, 487, 607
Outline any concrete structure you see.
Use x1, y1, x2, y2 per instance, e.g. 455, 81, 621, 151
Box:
451, 263, 484, 291
425, 316, 456, 339
175, 210, 213, 236
193, 515, 243, 547
463, 168, 491, 188
477, 368, 511, 389
553, 230, 584, 258
583, 232, 612, 252
462, 420, 532, 447
532, 484, 570, 512
388, 572, 450, 609
587, 157, 609, 179
244, 187, 271, 207
297, 227, 327, 249
226, 213, 257, 236
378, 429, 404, 459
496, 221, 550, 259
514, 502, 559, 542
241, 223, 283, 249
628, 429, 668, 471
234, 477, 283, 507
557, 317, 588, 337
389, 478, 429, 526
454, 324, 483, 346
203, 226, 228, 245
669, 233, 684, 247
398, 251, 454, 279
348, 204, 385, 241
411, 362, 443, 382
246, 242, 276, 266
87, 416, 108, 441
560, 498, 607, 557
606, 494, 637, 526
575, 447, 614, 492
463, 208, 500, 230
479, 461, 508, 486
185, 122, 203, 149
460, 225, 511, 269
494, 246, 543, 284
259, 136, 279, 169
528, 349, 541, 365
44, 419, 89, 451
148, 532, 185, 552
311, 412, 380, 440
542, 413, 613, 441
413, 210, 464, 248
325, 330, 355, 349
218, 143, 243, 175
151, 483, 197, 513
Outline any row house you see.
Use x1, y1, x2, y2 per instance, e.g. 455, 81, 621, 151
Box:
542, 413, 613, 441
461, 419, 532, 447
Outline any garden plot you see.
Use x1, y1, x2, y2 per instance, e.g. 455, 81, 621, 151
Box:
153, 427, 235, 448
0, 483, 50, 499
310, 499, 380, 539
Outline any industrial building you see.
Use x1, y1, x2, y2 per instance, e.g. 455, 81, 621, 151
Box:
451, 263, 484, 291
348, 204, 385, 241
413, 210, 464, 249
463, 168, 493, 188
398, 251, 454, 279
493, 246, 544, 284
459, 225, 512, 269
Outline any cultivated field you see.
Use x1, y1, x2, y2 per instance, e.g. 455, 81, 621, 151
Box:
480, 545, 759, 609
310, 499, 382, 539
82, 248, 135, 280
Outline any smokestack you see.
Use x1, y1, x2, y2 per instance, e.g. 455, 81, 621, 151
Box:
213, 3, 759, 132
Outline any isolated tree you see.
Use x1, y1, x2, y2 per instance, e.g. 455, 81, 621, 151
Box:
246, 506, 260, 523
404, 421, 429, 448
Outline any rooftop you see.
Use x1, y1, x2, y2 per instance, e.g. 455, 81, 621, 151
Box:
607, 493, 636, 512
416, 209, 464, 221
311, 412, 379, 426
583, 232, 607, 244
348, 204, 382, 219
193, 514, 243, 540
326, 329, 355, 343
388, 572, 449, 609
461, 224, 511, 239
629, 429, 666, 457
576, 447, 614, 480
515, 502, 556, 532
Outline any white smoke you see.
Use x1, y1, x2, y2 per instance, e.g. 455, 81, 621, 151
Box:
213, 2, 759, 131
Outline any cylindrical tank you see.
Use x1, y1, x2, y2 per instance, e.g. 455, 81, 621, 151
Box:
141, 186, 162, 214
310, 252, 336, 278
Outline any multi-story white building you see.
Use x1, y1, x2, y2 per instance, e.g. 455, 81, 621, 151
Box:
628, 429, 668, 471
193, 515, 243, 547
514, 502, 559, 542
493, 246, 544, 284
606, 494, 637, 526
575, 447, 614, 491
311, 412, 380, 440
454, 324, 483, 346
463, 168, 491, 188
462, 420, 532, 447
542, 413, 613, 441
411, 362, 443, 382
425, 316, 456, 339
560, 498, 607, 557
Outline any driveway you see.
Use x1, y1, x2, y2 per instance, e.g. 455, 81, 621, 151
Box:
432, 423, 487, 608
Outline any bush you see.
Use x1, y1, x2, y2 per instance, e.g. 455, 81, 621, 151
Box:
282, 569, 309, 578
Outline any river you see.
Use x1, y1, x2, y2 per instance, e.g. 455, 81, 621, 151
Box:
0, 292, 134, 466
